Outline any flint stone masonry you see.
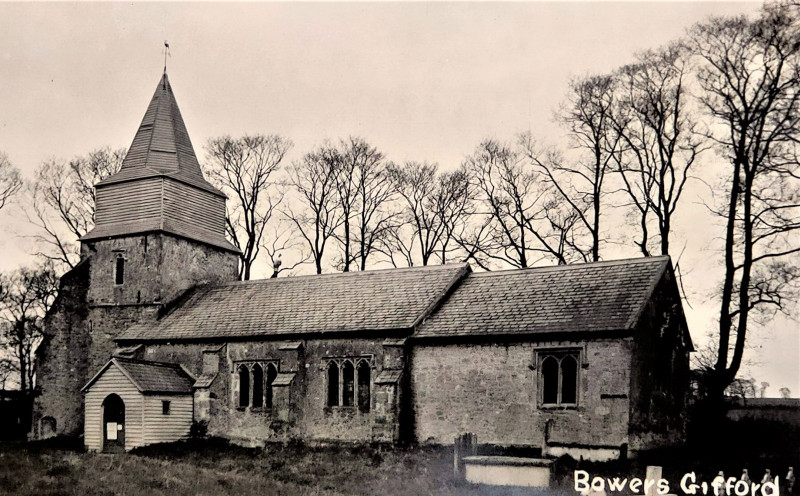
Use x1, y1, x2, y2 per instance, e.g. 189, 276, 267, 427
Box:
34, 259, 91, 437
34, 233, 236, 439
143, 337, 405, 444
410, 340, 632, 448
85, 234, 238, 307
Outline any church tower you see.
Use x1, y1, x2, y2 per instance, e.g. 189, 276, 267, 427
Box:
78, 70, 239, 370
34, 71, 239, 437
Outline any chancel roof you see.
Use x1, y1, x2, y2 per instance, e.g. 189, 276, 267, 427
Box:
415, 256, 671, 338
118, 264, 471, 342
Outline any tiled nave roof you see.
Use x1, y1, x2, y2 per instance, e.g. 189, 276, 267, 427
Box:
118, 256, 675, 343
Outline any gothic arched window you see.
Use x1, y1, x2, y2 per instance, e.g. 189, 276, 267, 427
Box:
252, 363, 264, 408
266, 363, 278, 409
238, 365, 250, 408
357, 360, 371, 412
342, 361, 355, 407
541, 356, 559, 404
560, 355, 578, 404
327, 361, 339, 407
539, 351, 580, 407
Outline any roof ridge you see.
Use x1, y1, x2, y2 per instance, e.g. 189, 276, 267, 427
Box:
465, 256, 669, 278
211, 262, 471, 287
113, 357, 184, 369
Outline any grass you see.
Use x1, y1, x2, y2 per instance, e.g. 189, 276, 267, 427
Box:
1, 417, 797, 496
0, 438, 567, 496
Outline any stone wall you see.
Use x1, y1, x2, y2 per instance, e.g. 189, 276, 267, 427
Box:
33, 260, 91, 437
628, 268, 691, 452
143, 336, 406, 445
35, 232, 237, 440
84, 233, 238, 307
409, 338, 633, 450
82, 232, 237, 391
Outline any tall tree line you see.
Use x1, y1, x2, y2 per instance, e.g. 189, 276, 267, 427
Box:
1, 1, 796, 401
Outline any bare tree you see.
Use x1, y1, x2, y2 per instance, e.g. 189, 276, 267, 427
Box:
386, 162, 474, 267
0, 263, 59, 395
545, 75, 622, 262
0, 357, 15, 391
286, 144, 343, 274
29, 148, 124, 269
690, 3, 800, 398
458, 138, 576, 269
726, 376, 757, 399
261, 222, 312, 278
334, 138, 396, 271
435, 167, 474, 264
0, 152, 22, 212
386, 161, 445, 266
613, 45, 705, 257
205, 135, 293, 280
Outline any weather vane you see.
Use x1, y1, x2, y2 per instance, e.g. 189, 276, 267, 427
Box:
163, 41, 170, 73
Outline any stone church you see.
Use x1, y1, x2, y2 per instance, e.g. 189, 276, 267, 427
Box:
33, 71, 693, 460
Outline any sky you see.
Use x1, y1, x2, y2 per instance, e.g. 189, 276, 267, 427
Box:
0, 2, 796, 394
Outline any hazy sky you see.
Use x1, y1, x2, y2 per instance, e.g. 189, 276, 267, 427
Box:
0, 2, 796, 394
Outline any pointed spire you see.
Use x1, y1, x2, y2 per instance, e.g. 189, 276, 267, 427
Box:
82, 72, 238, 254
118, 72, 204, 178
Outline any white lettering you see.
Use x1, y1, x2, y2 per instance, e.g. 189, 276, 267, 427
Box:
592, 476, 606, 492
761, 477, 779, 496
609, 478, 628, 492
734, 480, 749, 496
682, 473, 699, 495
575, 470, 590, 492
644, 478, 657, 495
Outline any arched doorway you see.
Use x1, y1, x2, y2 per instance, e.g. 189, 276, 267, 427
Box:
102, 394, 125, 452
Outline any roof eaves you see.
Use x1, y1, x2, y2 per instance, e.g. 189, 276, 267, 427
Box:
410, 328, 636, 344
625, 256, 671, 330
80, 359, 114, 392
95, 167, 161, 187
179, 364, 197, 382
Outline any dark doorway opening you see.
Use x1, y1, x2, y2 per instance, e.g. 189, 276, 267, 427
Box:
102, 394, 125, 452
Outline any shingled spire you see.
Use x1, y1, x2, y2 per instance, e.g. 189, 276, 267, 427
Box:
116, 72, 204, 178
81, 72, 238, 253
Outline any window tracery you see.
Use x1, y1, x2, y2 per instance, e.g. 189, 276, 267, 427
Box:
323, 356, 373, 412
537, 350, 580, 407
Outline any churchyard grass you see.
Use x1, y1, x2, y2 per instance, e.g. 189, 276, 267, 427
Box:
0, 438, 570, 496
